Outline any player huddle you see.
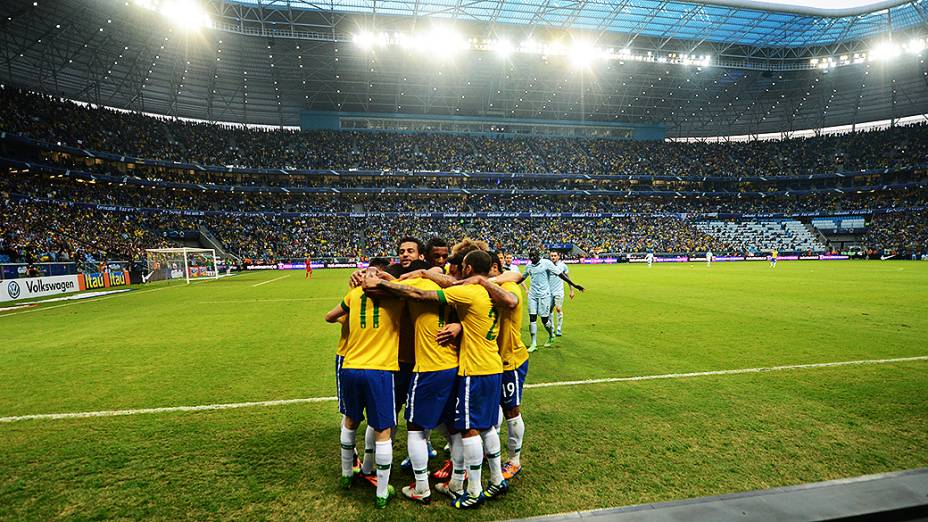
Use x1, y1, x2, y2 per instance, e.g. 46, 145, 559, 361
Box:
325, 236, 585, 509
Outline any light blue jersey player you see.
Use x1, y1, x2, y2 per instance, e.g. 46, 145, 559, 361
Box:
518, 250, 585, 351
547, 251, 574, 337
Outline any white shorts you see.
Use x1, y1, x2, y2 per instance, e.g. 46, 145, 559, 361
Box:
551, 294, 564, 309
527, 294, 551, 316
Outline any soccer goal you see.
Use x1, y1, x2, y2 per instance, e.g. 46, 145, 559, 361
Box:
144, 247, 218, 284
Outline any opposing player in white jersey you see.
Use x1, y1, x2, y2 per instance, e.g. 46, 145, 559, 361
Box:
645, 250, 655, 267
547, 251, 574, 337
517, 250, 585, 351
706, 249, 713, 267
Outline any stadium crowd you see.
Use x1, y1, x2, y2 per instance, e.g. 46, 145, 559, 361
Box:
3, 86, 928, 177
3, 86, 928, 265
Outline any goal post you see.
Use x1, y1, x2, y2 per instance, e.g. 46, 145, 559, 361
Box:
144, 247, 219, 284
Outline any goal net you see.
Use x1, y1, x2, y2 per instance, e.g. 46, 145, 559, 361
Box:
144, 248, 218, 284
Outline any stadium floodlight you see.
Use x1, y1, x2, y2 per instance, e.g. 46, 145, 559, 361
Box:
568, 40, 599, 68
159, 0, 212, 31
492, 39, 515, 58
520, 38, 543, 54
870, 40, 901, 61
906, 38, 926, 54
421, 28, 468, 58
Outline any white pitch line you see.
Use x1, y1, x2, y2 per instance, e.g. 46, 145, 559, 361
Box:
252, 274, 288, 287
523, 355, 928, 389
0, 285, 173, 318
0, 355, 925, 424
198, 297, 335, 304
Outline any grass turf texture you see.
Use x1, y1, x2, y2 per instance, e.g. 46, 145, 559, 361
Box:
1, 261, 926, 519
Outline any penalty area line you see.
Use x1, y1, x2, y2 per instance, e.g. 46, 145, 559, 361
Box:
1, 355, 925, 424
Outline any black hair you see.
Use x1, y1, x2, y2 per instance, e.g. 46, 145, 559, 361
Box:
397, 236, 425, 256
425, 236, 448, 253
464, 250, 492, 276
369, 257, 391, 269
488, 250, 503, 273
406, 259, 430, 272
448, 252, 466, 267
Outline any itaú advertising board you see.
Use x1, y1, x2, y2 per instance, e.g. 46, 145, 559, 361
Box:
0, 272, 131, 302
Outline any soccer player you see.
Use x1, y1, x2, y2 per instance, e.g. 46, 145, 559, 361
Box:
425, 236, 450, 272
547, 251, 573, 337
645, 250, 655, 267
391, 273, 459, 505
336, 257, 389, 464
305, 255, 313, 279
384, 236, 426, 278
770, 249, 778, 268
367, 250, 517, 509
324, 265, 405, 508
706, 249, 713, 267
518, 251, 585, 351
488, 252, 529, 480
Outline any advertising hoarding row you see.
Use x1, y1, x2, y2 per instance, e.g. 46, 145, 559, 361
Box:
0, 272, 131, 302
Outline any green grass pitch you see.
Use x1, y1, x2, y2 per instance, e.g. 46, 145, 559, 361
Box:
1, 261, 927, 520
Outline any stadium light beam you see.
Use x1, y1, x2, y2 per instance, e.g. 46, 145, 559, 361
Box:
906, 37, 925, 54
159, 0, 212, 31
422, 29, 468, 59
870, 40, 901, 61
493, 39, 514, 58
568, 41, 599, 68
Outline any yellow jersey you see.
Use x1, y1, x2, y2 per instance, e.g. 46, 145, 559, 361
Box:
437, 284, 503, 376
336, 315, 350, 357
340, 286, 404, 371
401, 278, 459, 372
497, 281, 528, 371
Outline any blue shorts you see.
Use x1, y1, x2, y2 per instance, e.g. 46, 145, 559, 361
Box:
453, 374, 502, 431
527, 294, 551, 316
405, 368, 458, 430
501, 360, 529, 410
394, 362, 414, 411
340, 368, 397, 431
335, 355, 345, 415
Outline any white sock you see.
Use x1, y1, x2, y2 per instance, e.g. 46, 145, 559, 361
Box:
375, 440, 392, 499
529, 322, 537, 343
449, 433, 466, 493
494, 406, 504, 432
506, 415, 525, 466
340, 425, 356, 478
481, 429, 503, 486
361, 425, 376, 474
407, 431, 430, 493
556, 310, 564, 333
462, 435, 483, 496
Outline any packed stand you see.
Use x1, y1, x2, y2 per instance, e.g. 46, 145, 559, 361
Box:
3, 87, 928, 176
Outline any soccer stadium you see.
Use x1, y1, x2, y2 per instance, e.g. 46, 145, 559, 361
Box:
1, 0, 927, 519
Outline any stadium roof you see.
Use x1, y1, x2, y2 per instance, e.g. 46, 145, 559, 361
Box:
0, 0, 926, 137
218, 0, 927, 48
